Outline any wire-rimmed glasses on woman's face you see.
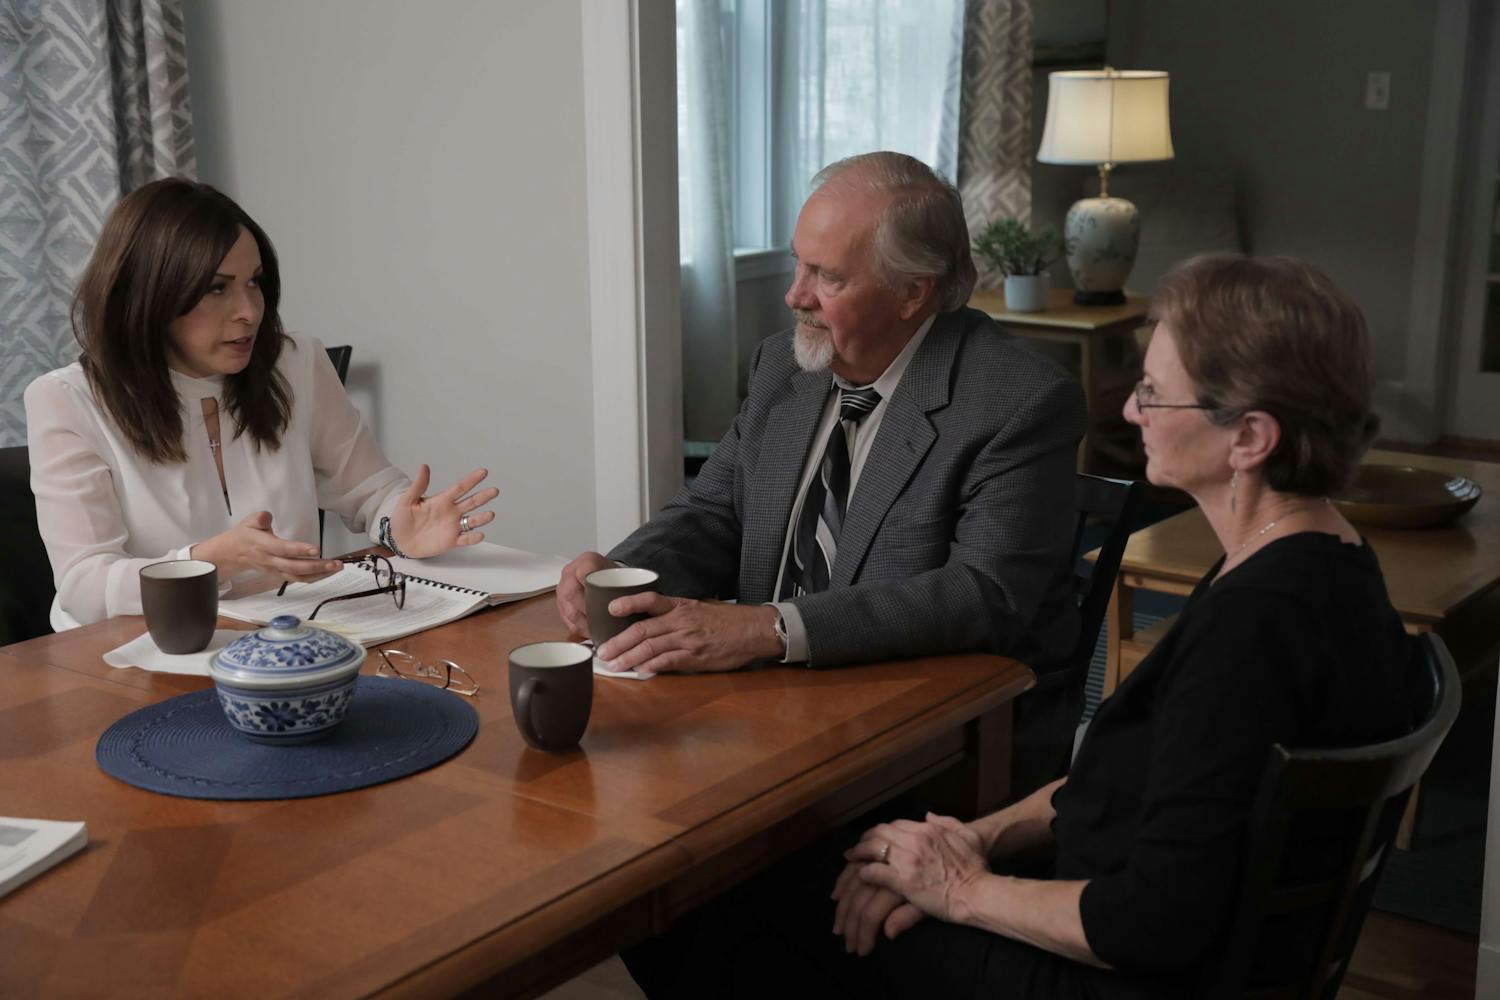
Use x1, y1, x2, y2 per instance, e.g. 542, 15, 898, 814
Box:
1132, 380, 1215, 417
376, 648, 479, 697
276, 554, 406, 619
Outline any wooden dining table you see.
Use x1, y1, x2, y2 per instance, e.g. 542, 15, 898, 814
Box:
0, 595, 1032, 999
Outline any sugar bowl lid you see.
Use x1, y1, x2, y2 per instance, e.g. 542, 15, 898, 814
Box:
211, 615, 365, 690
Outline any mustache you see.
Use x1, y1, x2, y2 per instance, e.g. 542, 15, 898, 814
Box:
791, 310, 826, 328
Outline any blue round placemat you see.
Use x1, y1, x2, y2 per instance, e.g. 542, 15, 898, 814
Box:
96, 676, 478, 800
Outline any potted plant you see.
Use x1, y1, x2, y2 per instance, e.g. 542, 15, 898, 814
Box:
972, 219, 1068, 313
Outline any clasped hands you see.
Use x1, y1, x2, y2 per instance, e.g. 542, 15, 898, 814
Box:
556, 552, 782, 674
831, 813, 990, 957
193, 465, 498, 583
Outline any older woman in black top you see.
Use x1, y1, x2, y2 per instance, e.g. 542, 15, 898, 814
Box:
623, 254, 1411, 999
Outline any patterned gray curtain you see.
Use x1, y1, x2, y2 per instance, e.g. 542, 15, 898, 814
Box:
0, 0, 194, 446
955, 0, 1032, 284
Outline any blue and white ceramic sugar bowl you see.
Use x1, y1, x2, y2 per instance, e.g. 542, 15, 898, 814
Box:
209, 615, 365, 744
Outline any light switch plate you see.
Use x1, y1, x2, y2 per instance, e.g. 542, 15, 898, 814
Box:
1366, 71, 1391, 110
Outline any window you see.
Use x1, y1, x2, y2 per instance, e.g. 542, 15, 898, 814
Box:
717, 0, 964, 252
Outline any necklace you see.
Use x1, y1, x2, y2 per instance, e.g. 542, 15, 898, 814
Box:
1232, 499, 1332, 555
1235, 516, 1283, 554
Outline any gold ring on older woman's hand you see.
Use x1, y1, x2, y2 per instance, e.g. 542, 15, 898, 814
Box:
459, 513, 472, 534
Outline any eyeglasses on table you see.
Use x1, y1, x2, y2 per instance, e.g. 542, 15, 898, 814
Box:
276, 554, 407, 621
376, 648, 479, 697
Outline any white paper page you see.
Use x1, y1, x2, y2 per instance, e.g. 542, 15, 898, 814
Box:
219, 567, 487, 645
388, 542, 566, 601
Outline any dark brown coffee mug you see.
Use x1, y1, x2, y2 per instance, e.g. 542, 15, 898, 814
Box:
584, 567, 660, 650
140, 559, 219, 654
508, 642, 594, 752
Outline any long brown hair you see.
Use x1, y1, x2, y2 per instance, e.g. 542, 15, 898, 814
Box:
71, 178, 293, 463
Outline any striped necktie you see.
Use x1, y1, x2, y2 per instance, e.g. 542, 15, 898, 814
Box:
780, 385, 882, 599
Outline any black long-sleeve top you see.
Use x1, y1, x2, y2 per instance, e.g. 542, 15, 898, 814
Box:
1053, 532, 1410, 982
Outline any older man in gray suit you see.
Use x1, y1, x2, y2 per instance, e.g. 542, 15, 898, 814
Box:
559, 152, 1084, 776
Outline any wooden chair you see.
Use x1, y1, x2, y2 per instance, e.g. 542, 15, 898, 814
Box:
318, 345, 353, 550
1066, 474, 1141, 678
1010, 474, 1141, 794
1202, 632, 1462, 999
324, 344, 352, 384
0, 445, 56, 644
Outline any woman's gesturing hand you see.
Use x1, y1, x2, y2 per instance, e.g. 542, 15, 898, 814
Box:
386, 465, 500, 558
193, 510, 342, 582
847, 813, 990, 926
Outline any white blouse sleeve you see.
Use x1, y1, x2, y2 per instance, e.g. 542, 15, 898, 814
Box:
24, 374, 195, 625
303, 339, 409, 541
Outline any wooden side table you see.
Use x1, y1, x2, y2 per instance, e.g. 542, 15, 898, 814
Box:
970, 287, 1150, 471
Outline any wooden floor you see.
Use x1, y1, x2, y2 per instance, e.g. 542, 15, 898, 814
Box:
541, 910, 1478, 999
1341, 911, 1478, 1000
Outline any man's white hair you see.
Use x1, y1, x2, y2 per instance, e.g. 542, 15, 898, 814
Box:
810, 152, 978, 312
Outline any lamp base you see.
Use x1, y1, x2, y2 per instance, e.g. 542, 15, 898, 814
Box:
1063, 196, 1140, 306
1073, 289, 1128, 306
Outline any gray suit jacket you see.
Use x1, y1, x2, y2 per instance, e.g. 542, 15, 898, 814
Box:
609, 307, 1085, 669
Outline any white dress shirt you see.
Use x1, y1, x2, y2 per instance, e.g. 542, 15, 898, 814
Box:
24, 333, 409, 629
771, 312, 937, 662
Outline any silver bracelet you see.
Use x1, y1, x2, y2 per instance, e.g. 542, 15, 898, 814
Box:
378, 516, 410, 558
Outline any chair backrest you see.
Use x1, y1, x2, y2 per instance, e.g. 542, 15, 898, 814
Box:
1203, 632, 1462, 999
1068, 474, 1140, 674
318, 345, 353, 549
324, 345, 352, 385
0, 445, 56, 644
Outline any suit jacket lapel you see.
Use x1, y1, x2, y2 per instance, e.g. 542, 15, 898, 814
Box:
831, 316, 960, 587
742, 367, 832, 601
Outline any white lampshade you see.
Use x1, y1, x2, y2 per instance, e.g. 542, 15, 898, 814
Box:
1037, 70, 1175, 166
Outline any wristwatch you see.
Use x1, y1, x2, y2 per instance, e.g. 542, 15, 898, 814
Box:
771, 607, 789, 661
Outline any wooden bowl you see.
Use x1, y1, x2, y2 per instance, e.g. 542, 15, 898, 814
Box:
1332, 464, 1482, 529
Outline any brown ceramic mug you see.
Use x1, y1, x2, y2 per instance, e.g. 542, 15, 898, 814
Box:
508, 642, 594, 752
140, 559, 219, 654
584, 567, 660, 650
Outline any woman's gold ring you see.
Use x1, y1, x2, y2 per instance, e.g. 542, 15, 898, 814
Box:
459, 513, 472, 534
878, 842, 891, 864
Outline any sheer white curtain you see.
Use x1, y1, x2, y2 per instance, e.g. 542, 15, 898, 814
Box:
773, 0, 964, 241
676, 0, 738, 443
674, 0, 971, 444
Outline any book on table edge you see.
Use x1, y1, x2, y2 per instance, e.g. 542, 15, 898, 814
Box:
0, 818, 88, 900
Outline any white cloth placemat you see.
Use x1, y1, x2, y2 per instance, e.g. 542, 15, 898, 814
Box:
102, 629, 249, 676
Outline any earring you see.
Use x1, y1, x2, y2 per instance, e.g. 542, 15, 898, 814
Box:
1230, 468, 1239, 514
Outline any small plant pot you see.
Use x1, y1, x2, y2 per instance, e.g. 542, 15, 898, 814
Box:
1003, 273, 1050, 313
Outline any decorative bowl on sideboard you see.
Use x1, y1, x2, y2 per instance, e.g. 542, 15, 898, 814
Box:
1332, 464, 1482, 529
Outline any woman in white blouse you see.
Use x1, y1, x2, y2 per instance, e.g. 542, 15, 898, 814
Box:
25, 178, 498, 629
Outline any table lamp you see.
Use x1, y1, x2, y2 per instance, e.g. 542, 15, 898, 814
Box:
1037, 68, 1174, 305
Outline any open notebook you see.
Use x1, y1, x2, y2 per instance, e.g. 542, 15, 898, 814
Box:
219, 542, 568, 645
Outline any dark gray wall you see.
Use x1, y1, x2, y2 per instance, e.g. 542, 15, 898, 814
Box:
1032, 0, 1440, 381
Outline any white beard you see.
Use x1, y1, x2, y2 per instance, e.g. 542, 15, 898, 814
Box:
793, 323, 835, 373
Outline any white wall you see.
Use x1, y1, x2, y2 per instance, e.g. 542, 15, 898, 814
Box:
183, 0, 598, 558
